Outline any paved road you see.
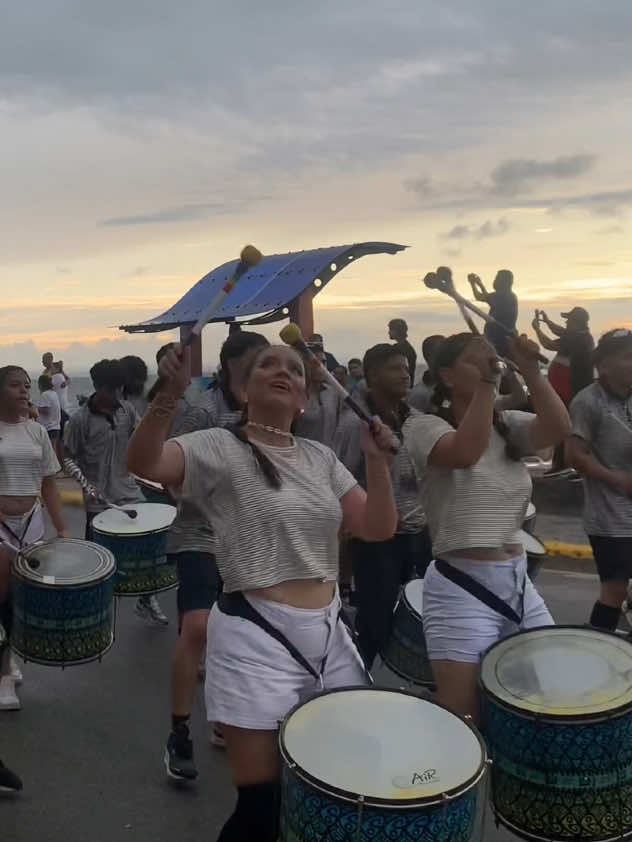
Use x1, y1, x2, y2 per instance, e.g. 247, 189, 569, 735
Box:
0, 503, 606, 842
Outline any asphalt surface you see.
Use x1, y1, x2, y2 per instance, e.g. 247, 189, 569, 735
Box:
0, 501, 610, 842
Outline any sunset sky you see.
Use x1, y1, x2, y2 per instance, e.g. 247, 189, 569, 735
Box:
2, 1, 632, 373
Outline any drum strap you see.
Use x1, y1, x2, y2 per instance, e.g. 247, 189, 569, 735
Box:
0, 504, 37, 552
435, 559, 522, 625
218, 592, 333, 681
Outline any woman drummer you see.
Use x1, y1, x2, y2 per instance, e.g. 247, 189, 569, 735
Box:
404, 333, 570, 722
128, 343, 397, 841
0, 366, 68, 710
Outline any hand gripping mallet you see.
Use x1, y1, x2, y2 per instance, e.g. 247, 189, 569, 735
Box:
279, 323, 399, 454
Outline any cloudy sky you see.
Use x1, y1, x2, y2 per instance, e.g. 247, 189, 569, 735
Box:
2, 1, 632, 373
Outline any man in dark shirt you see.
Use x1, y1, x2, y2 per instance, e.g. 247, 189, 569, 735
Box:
533, 306, 595, 404
468, 270, 518, 357
388, 318, 417, 386
307, 333, 339, 372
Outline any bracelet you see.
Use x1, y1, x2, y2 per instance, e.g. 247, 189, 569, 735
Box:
147, 393, 179, 419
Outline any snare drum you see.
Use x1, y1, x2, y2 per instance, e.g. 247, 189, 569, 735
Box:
91, 503, 177, 596
380, 579, 434, 687
519, 528, 547, 581
523, 501, 536, 535
11, 539, 115, 666
134, 475, 172, 505
481, 626, 632, 842
280, 687, 487, 841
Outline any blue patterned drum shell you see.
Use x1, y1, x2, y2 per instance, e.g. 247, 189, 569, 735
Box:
280, 688, 487, 842
481, 626, 632, 842
11, 539, 115, 667
381, 579, 434, 687
91, 503, 177, 596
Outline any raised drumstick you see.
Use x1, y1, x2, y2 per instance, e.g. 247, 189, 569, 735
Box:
63, 458, 138, 519
279, 323, 399, 453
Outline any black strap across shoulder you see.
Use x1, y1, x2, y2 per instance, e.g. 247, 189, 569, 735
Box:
218, 591, 323, 680
435, 558, 522, 625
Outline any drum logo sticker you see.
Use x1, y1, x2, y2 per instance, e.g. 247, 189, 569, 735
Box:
393, 769, 439, 789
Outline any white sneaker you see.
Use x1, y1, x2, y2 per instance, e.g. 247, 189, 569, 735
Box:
0, 677, 20, 711
134, 595, 169, 626
9, 654, 22, 686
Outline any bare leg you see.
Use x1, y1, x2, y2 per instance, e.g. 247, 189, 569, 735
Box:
431, 659, 481, 724
600, 579, 628, 609
171, 609, 208, 716
221, 726, 280, 786
0, 548, 12, 678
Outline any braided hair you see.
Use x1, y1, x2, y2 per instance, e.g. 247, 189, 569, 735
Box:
431, 333, 521, 462
225, 343, 306, 490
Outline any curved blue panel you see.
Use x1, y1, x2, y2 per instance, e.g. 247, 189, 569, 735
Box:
120, 242, 406, 333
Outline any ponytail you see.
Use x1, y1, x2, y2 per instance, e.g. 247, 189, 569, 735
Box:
226, 410, 282, 489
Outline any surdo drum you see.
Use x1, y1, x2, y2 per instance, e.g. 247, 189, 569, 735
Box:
279, 688, 488, 842
91, 503, 177, 596
134, 475, 173, 505
11, 539, 115, 666
481, 626, 632, 842
519, 529, 547, 582
381, 579, 434, 687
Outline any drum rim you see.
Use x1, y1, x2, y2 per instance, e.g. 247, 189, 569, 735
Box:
91, 503, 176, 537
401, 577, 424, 622
13, 539, 116, 587
518, 529, 546, 556
279, 685, 488, 809
480, 624, 632, 723
11, 633, 114, 667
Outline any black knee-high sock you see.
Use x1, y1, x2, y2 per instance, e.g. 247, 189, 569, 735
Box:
0, 601, 12, 638
217, 782, 280, 842
590, 601, 620, 631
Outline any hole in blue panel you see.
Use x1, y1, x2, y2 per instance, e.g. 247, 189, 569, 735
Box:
314, 278, 322, 288
330, 263, 337, 271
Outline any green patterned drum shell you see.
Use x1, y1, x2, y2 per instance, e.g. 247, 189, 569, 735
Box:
279, 688, 487, 842
11, 539, 115, 667
481, 626, 632, 842
91, 503, 177, 596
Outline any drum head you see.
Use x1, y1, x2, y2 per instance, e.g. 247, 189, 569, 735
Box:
280, 688, 485, 804
481, 626, 632, 718
92, 503, 176, 535
519, 529, 545, 557
15, 539, 115, 586
525, 501, 536, 519
403, 578, 424, 614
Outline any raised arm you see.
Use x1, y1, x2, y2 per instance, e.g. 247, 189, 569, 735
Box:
512, 335, 571, 449
127, 346, 190, 488
340, 419, 397, 541
532, 318, 560, 352
468, 273, 490, 303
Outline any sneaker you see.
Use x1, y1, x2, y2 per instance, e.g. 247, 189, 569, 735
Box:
209, 722, 226, 749
164, 726, 198, 781
0, 759, 22, 792
0, 677, 20, 711
9, 654, 22, 686
135, 595, 168, 626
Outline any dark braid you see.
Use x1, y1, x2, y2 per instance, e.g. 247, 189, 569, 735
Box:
226, 410, 282, 489
431, 334, 521, 462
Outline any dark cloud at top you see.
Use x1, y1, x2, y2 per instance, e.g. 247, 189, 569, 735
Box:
100, 202, 233, 226
490, 154, 596, 195
442, 218, 510, 240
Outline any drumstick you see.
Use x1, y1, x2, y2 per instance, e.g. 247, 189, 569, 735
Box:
424, 269, 548, 365
182, 244, 263, 347
63, 458, 138, 519
279, 323, 400, 454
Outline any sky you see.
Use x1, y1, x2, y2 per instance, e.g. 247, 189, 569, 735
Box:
2, 1, 632, 374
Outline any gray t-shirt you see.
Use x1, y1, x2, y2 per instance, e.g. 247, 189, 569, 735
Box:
570, 382, 632, 537
166, 387, 242, 555
174, 429, 357, 592
333, 400, 425, 533
404, 411, 535, 556
294, 383, 345, 447
64, 399, 144, 513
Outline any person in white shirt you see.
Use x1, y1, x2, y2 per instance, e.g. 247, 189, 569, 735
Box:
404, 332, 570, 723
37, 375, 62, 461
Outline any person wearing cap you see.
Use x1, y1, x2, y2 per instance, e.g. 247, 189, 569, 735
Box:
306, 333, 339, 373
388, 319, 417, 387
566, 329, 632, 631
532, 307, 594, 406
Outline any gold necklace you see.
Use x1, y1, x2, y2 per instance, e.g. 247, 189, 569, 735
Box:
246, 421, 294, 440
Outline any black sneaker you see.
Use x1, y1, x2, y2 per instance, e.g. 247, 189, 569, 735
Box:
0, 759, 23, 793
164, 726, 198, 781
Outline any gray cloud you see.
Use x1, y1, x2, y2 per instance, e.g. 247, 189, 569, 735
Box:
100, 203, 230, 226
490, 154, 596, 196
442, 218, 510, 240
597, 224, 625, 235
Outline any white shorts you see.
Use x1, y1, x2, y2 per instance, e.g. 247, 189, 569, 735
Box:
205, 592, 367, 730
0, 502, 45, 559
423, 555, 554, 664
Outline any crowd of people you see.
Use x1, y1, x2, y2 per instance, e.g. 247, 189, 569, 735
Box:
0, 273, 631, 842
